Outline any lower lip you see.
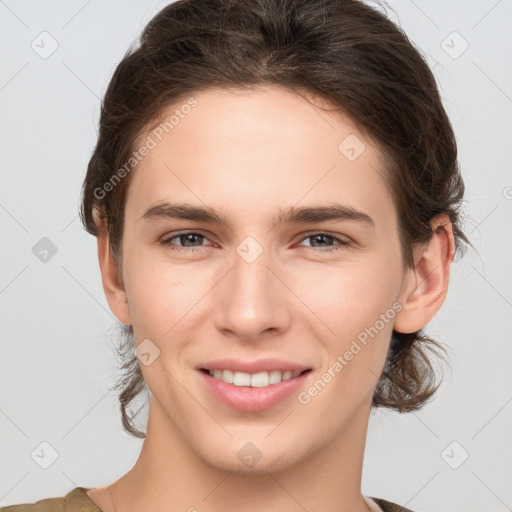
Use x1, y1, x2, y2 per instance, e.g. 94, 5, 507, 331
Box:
198, 370, 311, 412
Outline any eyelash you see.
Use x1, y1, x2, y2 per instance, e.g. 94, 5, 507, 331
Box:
158, 231, 351, 254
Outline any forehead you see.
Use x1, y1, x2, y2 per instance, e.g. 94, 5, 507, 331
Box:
126, 86, 396, 230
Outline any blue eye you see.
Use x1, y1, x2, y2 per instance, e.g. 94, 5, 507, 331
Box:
159, 231, 351, 254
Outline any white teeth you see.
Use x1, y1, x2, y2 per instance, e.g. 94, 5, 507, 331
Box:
233, 371, 251, 386
207, 369, 303, 387
268, 370, 282, 385
250, 371, 269, 388
222, 369, 234, 384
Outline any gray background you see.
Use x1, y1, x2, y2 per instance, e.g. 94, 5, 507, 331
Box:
0, 1, 511, 510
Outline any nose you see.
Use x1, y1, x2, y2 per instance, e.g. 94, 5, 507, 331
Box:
212, 241, 292, 343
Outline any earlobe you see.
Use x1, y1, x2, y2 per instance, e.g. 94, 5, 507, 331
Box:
393, 214, 455, 334
96, 216, 132, 326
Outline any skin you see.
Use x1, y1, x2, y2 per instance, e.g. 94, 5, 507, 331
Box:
88, 86, 455, 512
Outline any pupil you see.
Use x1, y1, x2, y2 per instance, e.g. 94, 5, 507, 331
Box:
314, 235, 328, 246
183, 234, 200, 246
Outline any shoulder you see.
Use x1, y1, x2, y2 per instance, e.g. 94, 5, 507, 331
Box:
369, 496, 417, 512
0, 487, 101, 512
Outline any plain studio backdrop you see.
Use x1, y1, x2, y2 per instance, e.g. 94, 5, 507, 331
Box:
0, 1, 511, 511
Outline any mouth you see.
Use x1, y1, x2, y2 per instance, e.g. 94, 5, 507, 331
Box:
197, 366, 313, 412
199, 368, 312, 387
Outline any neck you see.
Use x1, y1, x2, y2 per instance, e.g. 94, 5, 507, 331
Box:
104, 398, 374, 512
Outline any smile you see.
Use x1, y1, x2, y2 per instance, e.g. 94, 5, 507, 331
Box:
198, 367, 313, 412
203, 369, 309, 387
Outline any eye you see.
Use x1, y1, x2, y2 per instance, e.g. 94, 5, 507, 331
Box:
159, 231, 210, 253
159, 231, 351, 254
296, 232, 351, 253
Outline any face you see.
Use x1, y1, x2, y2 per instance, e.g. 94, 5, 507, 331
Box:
115, 86, 408, 473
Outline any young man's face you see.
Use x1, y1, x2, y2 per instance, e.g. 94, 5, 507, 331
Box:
112, 86, 409, 473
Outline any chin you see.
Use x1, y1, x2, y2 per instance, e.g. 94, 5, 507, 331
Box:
205, 451, 303, 476
195, 432, 314, 476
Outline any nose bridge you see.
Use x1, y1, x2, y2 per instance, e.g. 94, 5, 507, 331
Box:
234, 241, 271, 293
214, 236, 288, 338
231, 238, 276, 308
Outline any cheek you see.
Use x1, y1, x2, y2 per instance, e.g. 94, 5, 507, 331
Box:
124, 252, 215, 344
290, 253, 401, 398
291, 256, 401, 334
299, 290, 396, 417
129, 271, 186, 333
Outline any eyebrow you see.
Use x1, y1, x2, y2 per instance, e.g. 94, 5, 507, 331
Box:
140, 202, 375, 228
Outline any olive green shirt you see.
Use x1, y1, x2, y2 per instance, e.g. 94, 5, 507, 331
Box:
0, 487, 415, 511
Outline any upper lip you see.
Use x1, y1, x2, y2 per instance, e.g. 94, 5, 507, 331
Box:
198, 358, 312, 374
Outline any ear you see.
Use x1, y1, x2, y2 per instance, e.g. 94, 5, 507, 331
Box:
393, 213, 456, 334
95, 213, 132, 326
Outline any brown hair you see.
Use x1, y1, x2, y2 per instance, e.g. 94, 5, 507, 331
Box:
80, 0, 472, 438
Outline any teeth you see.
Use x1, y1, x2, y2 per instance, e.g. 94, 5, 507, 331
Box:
233, 371, 251, 386
269, 370, 282, 384
250, 371, 269, 388
208, 369, 303, 387
222, 369, 234, 384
